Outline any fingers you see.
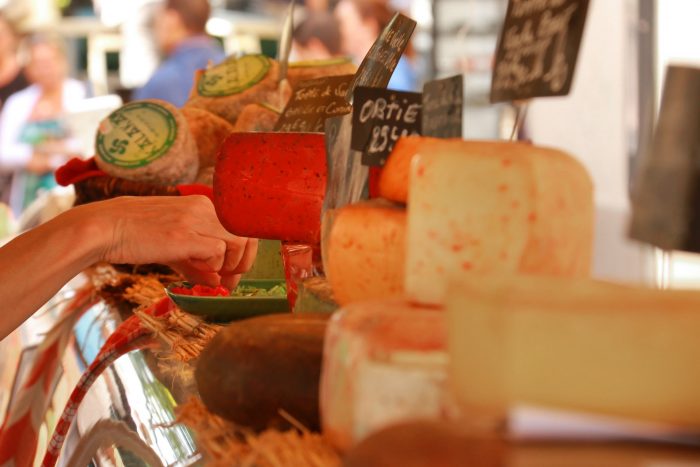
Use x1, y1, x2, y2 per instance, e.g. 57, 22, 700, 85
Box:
221, 273, 242, 290
169, 261, 222, 287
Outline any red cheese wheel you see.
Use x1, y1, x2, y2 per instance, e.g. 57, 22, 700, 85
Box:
214, 132, 327, 243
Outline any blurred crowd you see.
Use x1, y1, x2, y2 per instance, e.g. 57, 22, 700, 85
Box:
0, 0, 417, 235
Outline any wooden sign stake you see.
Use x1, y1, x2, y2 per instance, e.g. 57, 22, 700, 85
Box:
509, 100, 530, 141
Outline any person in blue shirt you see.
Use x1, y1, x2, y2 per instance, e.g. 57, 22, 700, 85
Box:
133, 0, 225, 107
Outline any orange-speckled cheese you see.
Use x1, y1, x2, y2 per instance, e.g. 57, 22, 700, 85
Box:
448, 274, 700, 428
406, 141, 593, 306
326, 199, 406, 306
378, 136, 450, 204
321, 299, 448, 452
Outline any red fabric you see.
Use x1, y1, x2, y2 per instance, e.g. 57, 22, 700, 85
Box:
55, 157, 106, 186
368, 166, 383, 198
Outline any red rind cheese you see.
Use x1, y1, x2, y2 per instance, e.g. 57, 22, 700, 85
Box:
326, 199, 406, 306
214, 132, 327, 243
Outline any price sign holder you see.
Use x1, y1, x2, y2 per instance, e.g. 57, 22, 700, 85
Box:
422, 74, 463, 138
351, 86, 422, 167
275, 74, 354, 133
347, 13, 417, 101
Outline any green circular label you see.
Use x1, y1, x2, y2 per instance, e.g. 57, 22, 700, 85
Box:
197, 54, 271, 97
96, 102, 177, 169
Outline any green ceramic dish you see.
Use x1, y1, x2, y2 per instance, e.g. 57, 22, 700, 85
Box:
166, 280, 290, 322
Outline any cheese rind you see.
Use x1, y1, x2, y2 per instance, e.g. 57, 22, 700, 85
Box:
406, 141, 593, 306
320, 299, 448, 452
447, 274, 700, 428
326, 199, 406, 306
181, 107, 234, 169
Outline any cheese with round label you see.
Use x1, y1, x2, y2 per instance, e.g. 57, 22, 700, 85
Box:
320, 299, 448, 452
406, 141, 593, 306
186, 54, 282, 126
447, 274, 700, 429
181, 107, 234, 169
326, 199, 406, 306
95, 99, 198, 185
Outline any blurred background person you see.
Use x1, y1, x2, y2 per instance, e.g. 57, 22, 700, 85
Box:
0, 33, 87, 217
291, 11, 342, 61
0, 13, 28, 207
133, 0, 225, 107
334, 0, 417, 91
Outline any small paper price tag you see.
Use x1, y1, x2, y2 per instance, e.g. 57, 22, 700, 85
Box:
275, 75, 354, 132
351, 86, 422, 167
422, 75, 463, 138
490, 0, 590, 103
347, 12, 417, 100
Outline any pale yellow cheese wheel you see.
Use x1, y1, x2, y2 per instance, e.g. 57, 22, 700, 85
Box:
406, 141, 593, 306
326, 199, 406, 306
448, 274, 700, 428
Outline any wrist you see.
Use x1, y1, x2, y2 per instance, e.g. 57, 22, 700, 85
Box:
60, 204, 112, 266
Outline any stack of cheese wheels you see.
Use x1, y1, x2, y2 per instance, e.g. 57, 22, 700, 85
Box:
447, 273, 700, 428
325, 137, 594, 306
186, 54, 283, 126
95, 99, 199, 185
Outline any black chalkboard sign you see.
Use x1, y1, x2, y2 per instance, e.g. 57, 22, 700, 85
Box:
490, 0, 590, 103
347, 13, 417, 100
351, 86, 422, 166
422, 75, 463, 138
274, 74, 353, 132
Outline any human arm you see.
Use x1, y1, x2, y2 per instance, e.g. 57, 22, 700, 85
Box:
0, 195, 257, 340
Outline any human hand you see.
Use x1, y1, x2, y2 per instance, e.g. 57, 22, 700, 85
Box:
71, 195, 257, 288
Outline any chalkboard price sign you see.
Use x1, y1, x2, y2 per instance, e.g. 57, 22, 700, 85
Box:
274, 74, 354, 132
490, 0, 590, 103
347, 13, 417, 100
422, 75, 463, 138
351, 86, 422, 166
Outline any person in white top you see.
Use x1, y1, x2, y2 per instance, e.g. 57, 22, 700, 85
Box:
0, 33, 87, 216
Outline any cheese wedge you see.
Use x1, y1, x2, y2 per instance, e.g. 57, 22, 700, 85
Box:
320, 299, 448, 452
406, 141, 593, 306
447, 274, 700, 429
326, 199, 406, 305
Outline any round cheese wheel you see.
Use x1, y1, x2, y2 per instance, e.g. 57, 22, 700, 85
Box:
326, 199, 406, 306
186, 54, 282, 126
232, 103, 282, 132
181, 107, 234, 169
94, 99, 198, 185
